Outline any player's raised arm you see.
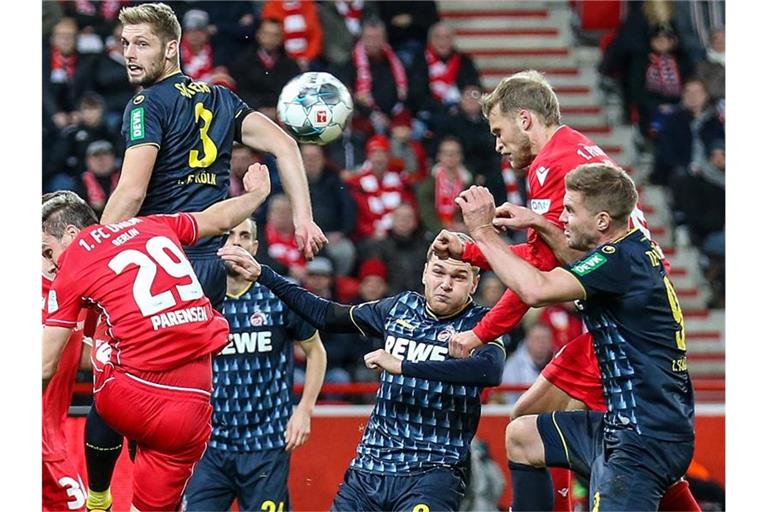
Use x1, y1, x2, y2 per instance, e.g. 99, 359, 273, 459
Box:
238, 111, 328, 258
100, 145, 159, 224
191, 163, 271, 238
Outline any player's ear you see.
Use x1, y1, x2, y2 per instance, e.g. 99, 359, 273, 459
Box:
596, 211, 610, 232
251, 240, 259, 256
519, 109, 532, 131
165, 38, 178, 61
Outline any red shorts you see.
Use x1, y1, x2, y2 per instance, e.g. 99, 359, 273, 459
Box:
42, 458, 86, 512
94, 357, 213, 511
541, 332, 607, 412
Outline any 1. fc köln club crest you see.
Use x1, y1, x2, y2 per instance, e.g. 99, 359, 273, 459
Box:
250, 308, 268, 327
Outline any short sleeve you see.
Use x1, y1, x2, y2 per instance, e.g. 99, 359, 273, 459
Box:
122, 92, 164, 149
568, 245, 630, 298
45, 271, 83, 328
228, 89, 254, 144
148, 213, 200, 246
349, 295, 401, 337
285, 308, 319, 343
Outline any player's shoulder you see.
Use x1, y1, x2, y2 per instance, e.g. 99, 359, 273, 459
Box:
570, 230, 641, 277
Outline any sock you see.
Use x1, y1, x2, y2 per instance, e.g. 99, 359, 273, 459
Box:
84, 408, 123, 495
85, 488, 112, 511
659, 479, 702, 512
509, 462, 555, 511
550, 467, 573, 511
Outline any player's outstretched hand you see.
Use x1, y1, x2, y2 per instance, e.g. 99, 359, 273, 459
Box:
493, 203, 542, 231
295, 219, 328, 260
455, 186, 497, 235
432, 230, 465, 260
364, 349, 403, 375
449, 330, 482, 359
242, 162, 271, 199
217, 246, 261, 281
284, 406, 311, 451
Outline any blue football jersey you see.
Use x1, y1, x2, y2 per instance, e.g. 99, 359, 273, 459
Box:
208, 282, 317, 452
121, 72, 250, 253
347, 292, 504, 474
568, 229, 695, 441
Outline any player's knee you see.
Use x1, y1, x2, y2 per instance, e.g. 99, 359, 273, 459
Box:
505, 417, 534, 464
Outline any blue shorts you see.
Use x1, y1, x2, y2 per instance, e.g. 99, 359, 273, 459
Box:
183, 447, 290, 512
189, 254, 227, 311
331, 466, 466, 512
537, 411, 694, 511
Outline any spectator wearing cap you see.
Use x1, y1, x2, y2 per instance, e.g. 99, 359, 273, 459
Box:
229, 17, 301, 120
301, 144, 358, 276
417, 137, 471, 236
355, 258, 389, 304
388, 109, 429, 185
345, 134, 416, 241
80, 140, 119, 214
46, 92, 122, 193
363, 203, 431, 295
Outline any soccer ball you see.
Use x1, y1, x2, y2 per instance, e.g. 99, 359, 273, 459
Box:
277, 72, 354, 145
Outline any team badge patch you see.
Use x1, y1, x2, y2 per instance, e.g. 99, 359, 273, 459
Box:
130, 107, 144, 140
601, 245, 616, 254
437, 329, 454, 343
133, 94, 145, 105
571, 253, 607, 276
250, 309, 268, 327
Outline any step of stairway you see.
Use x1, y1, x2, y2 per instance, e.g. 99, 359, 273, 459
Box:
456, 33, 570, 50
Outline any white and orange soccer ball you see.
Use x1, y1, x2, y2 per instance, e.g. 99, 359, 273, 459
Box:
277, 72, 354, 145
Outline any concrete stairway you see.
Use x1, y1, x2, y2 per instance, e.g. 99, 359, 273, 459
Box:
438, 0, 725, 379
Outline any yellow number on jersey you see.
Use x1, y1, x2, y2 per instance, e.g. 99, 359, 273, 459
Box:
663, 275, 686, 350
189, 102, 218, 168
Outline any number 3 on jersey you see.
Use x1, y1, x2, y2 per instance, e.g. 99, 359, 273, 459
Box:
189, 102, 218, 168
108, 236, 204, 316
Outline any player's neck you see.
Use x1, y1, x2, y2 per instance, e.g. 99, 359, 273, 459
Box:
157, 64, 181, 83
535, 123, 563, 153
226, 275, 253, 298
596, 225, 632, 248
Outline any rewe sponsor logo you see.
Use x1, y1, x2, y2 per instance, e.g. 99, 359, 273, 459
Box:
221, 331, 273, 355
385, 335, 448, 362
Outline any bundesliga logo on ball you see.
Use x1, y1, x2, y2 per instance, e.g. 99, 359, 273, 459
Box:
277, 72, 354, 145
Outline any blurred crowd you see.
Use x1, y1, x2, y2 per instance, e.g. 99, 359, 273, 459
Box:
43, 1, 724, 397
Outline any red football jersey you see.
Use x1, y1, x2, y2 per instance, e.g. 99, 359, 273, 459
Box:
42, 274, 85, 462
45, 214, 229, 372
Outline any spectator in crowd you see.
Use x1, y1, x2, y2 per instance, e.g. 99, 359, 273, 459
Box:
61, 0, 127, 53
259, 194, 306, 280
414, 22, 481, 111
388, 109, 429, 185
316, 0, 379, 69
42, 1, 64, 39
302, 144, 358, 275
652, 77, 724, 187
475, 273, 525, 352
460, 439, 506, 512
337, 18, 409, 119
417, 137, 471, 235
438, 84, 506, 205
364, 203, 430, 295
501, 324, 553, 404
356, 258, 389, 304
628, 22, 693, 140
228, 144, 257, 197
262, 0, 324, 71
324, 124, 369, 174
345, 134, 416, 241
91, 22, 135, 131
537, 303, 585, 354
47, 92, 121, 193
229, 17, 301, 119
672, 0, 725, 64
43, 17, 96, 131
376, 1, 440, 68
202, 1, 259, 69
695, 27, 725, 102
179, 9, 216, 83
80, 140, 119, 215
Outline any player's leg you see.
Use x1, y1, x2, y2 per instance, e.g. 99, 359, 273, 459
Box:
390, 467, 466, 512
43, 459, 87, 512
330, 468, 382, 511
182, 447, 238, 512
236, 449, 291, 512
506, 374, 586, 511
659, 479, 702, 512
84, 408, 123, 512
587, 429, 694, 511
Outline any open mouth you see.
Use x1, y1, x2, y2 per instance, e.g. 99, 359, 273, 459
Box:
127, 64, 143, 75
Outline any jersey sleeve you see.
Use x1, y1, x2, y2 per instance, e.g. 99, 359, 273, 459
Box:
568, 245, 630, 298
227, 88, 255, 144
122, 91, 164, 149
349, 295, 401, 337
44, 270, 83, 328
285, 307, 319, 343
147, 213, 200, 246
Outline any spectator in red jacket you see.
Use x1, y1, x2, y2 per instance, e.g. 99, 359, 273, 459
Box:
261, 0, 324, 71
388, 109, 429, 185
346, 135, 416, 242
261, 194, 306, 280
